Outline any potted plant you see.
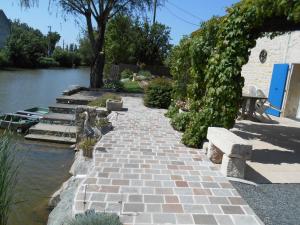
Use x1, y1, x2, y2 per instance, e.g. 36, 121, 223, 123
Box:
106, 99, 123, 111
96, 118, 113, 134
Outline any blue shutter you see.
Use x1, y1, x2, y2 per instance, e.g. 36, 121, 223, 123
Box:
266, 64, 289, 117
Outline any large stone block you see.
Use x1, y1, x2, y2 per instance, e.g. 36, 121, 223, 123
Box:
207, 142, 223, 164
106, 99, 123, 111
221, 155, 246, 179
207, 127, 252, 159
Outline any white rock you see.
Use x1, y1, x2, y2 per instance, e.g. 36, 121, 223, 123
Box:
207, 127, 252, 159
221, 154, 246, 179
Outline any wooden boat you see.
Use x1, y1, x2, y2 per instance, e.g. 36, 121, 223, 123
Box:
16, 107, 49, 119
0, 113, 39, 133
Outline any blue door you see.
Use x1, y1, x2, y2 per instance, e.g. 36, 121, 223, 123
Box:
266, 64, 289, 117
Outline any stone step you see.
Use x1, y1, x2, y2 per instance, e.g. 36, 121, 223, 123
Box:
56, 95, 96, 105
28, 123, 77, 138
25, 134, 76, 144
49, 103, 85, 114
41, 113, 75, 125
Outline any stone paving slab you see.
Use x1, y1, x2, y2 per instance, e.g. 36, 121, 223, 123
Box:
73, 97, 263, 225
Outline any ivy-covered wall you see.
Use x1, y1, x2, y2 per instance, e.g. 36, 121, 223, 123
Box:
169, 0, 300, 148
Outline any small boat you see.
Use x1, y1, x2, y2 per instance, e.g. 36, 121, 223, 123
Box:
16, 107, 49, 119
0, 113, 39, 133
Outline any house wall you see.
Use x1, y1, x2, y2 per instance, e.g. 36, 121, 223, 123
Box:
241, 31, 300, 96
0, 10, 11, 48
283, 64, 300, 118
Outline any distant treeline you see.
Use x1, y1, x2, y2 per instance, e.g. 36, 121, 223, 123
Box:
0, 20, 81, 69
0, 15, 173, 70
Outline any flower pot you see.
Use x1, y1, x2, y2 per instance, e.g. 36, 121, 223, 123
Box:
106, 99, 123, 111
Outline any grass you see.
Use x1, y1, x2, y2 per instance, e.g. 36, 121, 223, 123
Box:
0, 133, 18, 225
79, 138, 97, 158
122, 80, 144, 93
66, 210, 122, 225
95, 118, 110, 128
88, 93, 121, 107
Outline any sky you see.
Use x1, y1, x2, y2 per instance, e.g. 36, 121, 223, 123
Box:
0, 0, 240, 46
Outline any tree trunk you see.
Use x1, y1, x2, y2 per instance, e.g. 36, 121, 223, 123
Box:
90, 52, 105, 88
89, 17, 107, 88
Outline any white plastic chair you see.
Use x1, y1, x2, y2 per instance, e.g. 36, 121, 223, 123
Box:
255, 89, 281, 119
249, 85, 257, 97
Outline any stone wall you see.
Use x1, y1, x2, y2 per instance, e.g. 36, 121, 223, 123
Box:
0, 10, 10, 49
241, 31, 300, 96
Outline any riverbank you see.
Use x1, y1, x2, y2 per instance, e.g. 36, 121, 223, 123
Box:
47, 151, 94, 225
7, 138, 74, 225
0, 68, 90, 225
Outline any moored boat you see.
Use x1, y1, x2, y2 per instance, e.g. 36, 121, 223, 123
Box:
0, 113, 39, 133
16, 107, 49, 119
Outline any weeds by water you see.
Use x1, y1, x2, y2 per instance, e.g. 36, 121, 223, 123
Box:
66, 210, 122, 225
79, 138, 97, 158
0, 132, 18, 225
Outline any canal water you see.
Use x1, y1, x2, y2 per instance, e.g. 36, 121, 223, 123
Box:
0, 68, 90, 225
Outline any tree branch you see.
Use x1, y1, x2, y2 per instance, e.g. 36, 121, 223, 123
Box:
108, 0, 131, 19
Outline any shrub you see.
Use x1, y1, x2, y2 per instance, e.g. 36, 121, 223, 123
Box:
138, 70, 152, 79
121, 69, 134, 80
88, 93, 121, 108
144, 78, 172, 109
95, 118, 110, 128
103, 80, 124, 91
182, 112, 207, 148
165, 103, 179, 118
67, 210, 122, 225
122, 80, 144, 93
0, 50, 9, 68
37, 57, 59, 68
0, 134, 18, 225
79, 138, 97, 158
53, 48, 81, 68
171, 112, 191, 132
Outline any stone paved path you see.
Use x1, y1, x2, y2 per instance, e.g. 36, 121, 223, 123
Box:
73, 96, 263, 225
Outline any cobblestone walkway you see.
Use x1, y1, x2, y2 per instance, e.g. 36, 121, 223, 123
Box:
73, 96, 263, 225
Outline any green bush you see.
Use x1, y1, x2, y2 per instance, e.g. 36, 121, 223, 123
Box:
122, 80, 144, 93
0, 50, 9, 68
103, 80, 124, 91
144, 78, 172, 109
53, 48, 81, 68
88, 93, 121, 108
165, 103, 179, 118
121, 69, 134, 80
138, 70, 152, 78
67, 210, 122, 225
182, 112, 208, 147
37, 57, 59, 68
171, 112, 191, 132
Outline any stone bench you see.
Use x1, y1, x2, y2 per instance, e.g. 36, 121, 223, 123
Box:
206, 127, 252, 178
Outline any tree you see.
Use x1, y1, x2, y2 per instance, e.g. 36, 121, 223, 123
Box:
21, 0, 164, 88
6, 20, 47, 68
47, 31, 61, 56
105, 14, 136, 64
78, 33, 93, 66
133, 20, 171, 65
